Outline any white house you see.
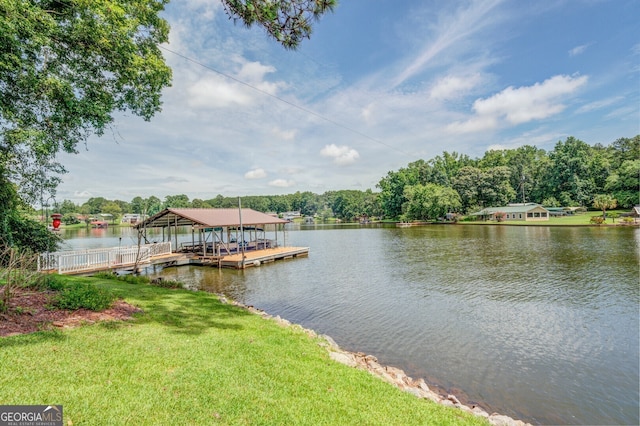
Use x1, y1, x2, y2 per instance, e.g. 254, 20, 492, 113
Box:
471, 203, 550, 222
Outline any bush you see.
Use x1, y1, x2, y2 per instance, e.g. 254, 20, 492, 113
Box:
589, 216, 605, 225
93, 271, 118, 280
149, 277, 184, 289
93, 271, 150, 285
53, 282, 116, 311
36, 274, 67, 291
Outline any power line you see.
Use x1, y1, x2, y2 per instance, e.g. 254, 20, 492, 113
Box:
159, 45, 411, 157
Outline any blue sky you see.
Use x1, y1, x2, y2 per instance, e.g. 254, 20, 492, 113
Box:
57, 0, 639, 204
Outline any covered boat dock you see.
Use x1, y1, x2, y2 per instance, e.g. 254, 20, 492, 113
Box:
134, 208, 309, 269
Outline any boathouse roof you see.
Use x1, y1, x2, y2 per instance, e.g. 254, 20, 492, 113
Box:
134, 208, 288, 230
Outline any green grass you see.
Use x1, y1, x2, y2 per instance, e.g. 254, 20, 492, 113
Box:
0, 277, 486, 425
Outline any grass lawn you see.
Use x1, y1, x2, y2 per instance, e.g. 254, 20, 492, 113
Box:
0, 277, 487, 425
463, 209, 632, 226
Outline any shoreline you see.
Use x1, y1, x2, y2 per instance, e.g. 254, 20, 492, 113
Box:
218, 294, 530, 426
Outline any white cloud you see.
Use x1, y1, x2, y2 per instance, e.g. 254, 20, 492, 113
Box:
279, 167, 303, 175
576, 96, 624, 114
320, 144, 360, 166
391, 0, 505, 89
360, 104, 375, 124
244, 168, 267, 179
187, 76, 253, 109
430, 74, 483, 101
271, 127, 297, 141
237, 61, 283, 95
73, 190, 93, 198
448, 74, 588, 133
569, 43, 590, 57
269, 179, 295, 188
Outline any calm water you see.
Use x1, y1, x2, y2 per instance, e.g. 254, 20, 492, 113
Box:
62, 224, 640, 425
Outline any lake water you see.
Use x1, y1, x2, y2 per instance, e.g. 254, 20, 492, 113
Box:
61, 224, 640, 425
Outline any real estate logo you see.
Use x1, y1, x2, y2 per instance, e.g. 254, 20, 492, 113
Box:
0, 405, 62, 426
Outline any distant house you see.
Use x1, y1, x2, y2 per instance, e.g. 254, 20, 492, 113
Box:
282, 211, 301, 221
621, 205, 640, 221
121, 213, 145, 224
471, 203, 550, 222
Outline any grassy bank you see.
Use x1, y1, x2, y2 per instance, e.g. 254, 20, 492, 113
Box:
463, 209, 634, 226
0, 277, 486, 425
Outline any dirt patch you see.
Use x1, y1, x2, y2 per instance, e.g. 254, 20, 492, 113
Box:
0, 289, 142, 337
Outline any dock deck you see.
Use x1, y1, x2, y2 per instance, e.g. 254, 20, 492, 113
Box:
207, 246, 309, 269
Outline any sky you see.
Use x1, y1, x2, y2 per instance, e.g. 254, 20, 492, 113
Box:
56, 0, 639, 205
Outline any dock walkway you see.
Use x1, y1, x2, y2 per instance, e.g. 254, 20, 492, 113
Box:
39, 243, 309, 275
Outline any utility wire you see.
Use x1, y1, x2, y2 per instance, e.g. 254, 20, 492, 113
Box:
159, 45, 411, 157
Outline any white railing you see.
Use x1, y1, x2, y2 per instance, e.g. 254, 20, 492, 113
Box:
39, 242, 172, 274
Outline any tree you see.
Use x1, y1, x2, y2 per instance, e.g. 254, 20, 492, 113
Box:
145, 196, 162, 215
81, 197, 108, 215
402, 184, 461, 221
222, 0, 337, 50
479, 166, 516, 207
163, 194, 190, 209
592, 194, 617, 220
1, 0, 335, 252
451, 166, 514, 211
377, 163, 423, 219
451, 166, 483, 213
0, 0, 173, 203
548, 137, 596, 206
191, 198, 212, 209
102, 202, 122, 224
605, 159, 640, 209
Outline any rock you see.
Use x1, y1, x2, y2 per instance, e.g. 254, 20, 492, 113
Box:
320, 334, 340, 350
489, 414, 526, 426
447, 394, 462, 406
328, 351, 358, 367
472, 406, 490, 418
414, 378, 430, 392
405, 387, 429, 399
440, 399, 456, 408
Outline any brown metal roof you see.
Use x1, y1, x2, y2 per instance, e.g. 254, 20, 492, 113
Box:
135, 208, 288, 229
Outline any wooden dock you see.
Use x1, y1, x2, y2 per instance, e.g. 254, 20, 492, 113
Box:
39, 243, 309, 274
213, 246, 309, 269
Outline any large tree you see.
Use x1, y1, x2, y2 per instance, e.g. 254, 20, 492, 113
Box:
402, 183, 461, 221
0, 0, 335, 250
0, 0, 173, 204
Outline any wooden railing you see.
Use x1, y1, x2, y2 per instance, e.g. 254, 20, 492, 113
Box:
39, 242, 172, 274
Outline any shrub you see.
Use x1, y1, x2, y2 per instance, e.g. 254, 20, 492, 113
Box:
92, 271, 184, 288
53, 282, 116, 311
93, 271, 118, 280
589, 216, 605, 225
42, 274, 67, 291
149, 277, 184, 289
121, 274, 151, 285
93, 271, 150, 285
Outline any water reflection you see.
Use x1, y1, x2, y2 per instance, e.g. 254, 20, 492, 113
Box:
62, 224, 639, 425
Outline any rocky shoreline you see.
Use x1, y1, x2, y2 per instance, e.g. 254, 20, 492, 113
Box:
218, 295, 530, 426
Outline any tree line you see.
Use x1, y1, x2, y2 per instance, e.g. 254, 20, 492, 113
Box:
53, 135, 638, 224
379, 135, 639, 221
